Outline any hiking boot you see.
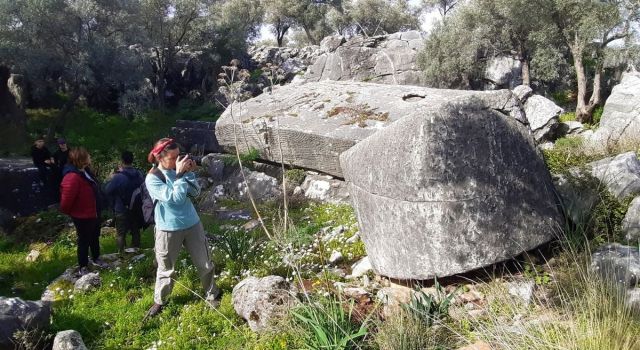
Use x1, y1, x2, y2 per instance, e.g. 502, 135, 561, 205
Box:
205, 293, 222, 309
76, 266, 90, 277
143, 303, 163, 322
91, 258, 109, 269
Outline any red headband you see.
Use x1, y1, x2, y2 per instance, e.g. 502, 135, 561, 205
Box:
151, 138, 175, 156
147, 138, 175, 163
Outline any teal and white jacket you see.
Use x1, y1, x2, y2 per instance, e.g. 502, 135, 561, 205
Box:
145, 168, 201, 231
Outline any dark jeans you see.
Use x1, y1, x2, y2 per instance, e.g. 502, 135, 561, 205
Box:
115, 212, 141, 253
72, 217, 101, 267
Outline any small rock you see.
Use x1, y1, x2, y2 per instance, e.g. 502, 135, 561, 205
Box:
349, 256, 372, 278
346, 232, 360, 244
74, 273, 101, 292
376, 285, 413, 318
242, 219, 261, 232
329, 250, 343, 264
342, 287, 369, 299
131, 254, 146, 264
506, 280, 536, 305
457, 290, 484, 304
52, 330, 88, 350
627, 288, 640, 311
232, 276, 298, 332
25, 249, 40, 262
591, 243, 640, 288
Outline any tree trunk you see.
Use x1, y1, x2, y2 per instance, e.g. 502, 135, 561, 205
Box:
521, 58, 531, 86
302, 25, 317, 45
573, 50, 592, 123
156, 66, 166, 111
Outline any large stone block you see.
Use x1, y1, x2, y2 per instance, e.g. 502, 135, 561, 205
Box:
170, 120, 220, 153
215, 81, 524, 177
0, 158, 51, 216
590, 72, 640, 149
339, 98, 562, 280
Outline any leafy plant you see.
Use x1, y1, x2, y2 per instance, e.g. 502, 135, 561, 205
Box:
222, 147, 260, 169
523, 263, 552, 286
285, 169, 307, 186
291, 296, 370, 350
401, 279, 457, 327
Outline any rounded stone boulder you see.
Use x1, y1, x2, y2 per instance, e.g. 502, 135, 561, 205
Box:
339, 97, 563, 280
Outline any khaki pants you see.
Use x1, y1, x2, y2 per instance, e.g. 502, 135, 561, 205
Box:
153, 222, 218, 305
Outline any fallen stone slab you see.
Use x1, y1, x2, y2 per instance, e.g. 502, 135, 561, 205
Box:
340, 98, 562, 280
216, 81, 525, 177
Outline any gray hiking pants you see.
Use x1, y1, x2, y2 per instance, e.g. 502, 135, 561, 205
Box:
153, 222, 219, 305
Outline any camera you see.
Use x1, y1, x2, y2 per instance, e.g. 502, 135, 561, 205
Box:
179, 152, 203, 166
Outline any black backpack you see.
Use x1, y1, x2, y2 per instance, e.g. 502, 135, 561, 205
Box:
139, 167, 166, 228
117, 170, 144, 211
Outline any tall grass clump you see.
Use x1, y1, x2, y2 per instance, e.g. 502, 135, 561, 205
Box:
291, 295, 370, 350
466, 210, 640, 350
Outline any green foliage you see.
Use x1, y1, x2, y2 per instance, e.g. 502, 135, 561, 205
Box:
172, 100, 221, 122
285, 168, 307, 186
291, 296, 370, 350
542, 137, 599, 174
221, 147, 260, 169
523, 263, 552, 286
401, 279, 457, 327
559, 112, 576, 123
552, 90, 577, 108
591, 105, 604, 126
346, 0, 420, 36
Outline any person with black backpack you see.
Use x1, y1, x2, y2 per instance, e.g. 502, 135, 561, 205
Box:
105, 151, 145, 255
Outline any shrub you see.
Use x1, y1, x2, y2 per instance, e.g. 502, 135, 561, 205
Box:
401, 279, 458, 327
373, 309, 460, 350
559, 112, 576, 123
291, 296, 370, 350
285, 169, 307, 186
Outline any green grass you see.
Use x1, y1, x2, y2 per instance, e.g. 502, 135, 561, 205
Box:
0, 223, 154, 300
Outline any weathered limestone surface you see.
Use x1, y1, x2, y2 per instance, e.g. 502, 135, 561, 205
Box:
590, 72, 640, 149
304, 31, 427, 86
215, 81, 525, 177
339, 98, 562, 280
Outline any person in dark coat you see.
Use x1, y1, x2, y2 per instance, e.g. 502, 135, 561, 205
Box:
53, 138, 69, 170
60, 147, 109, 275
31, 136, 54, 184
104, 151, 144, 254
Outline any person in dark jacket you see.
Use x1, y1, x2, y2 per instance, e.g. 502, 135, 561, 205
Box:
60, 147, 109, 275
51, 138, 69, 201
53, 138, 69, 170
104, 151, 144, 254
31, 136, 56, 199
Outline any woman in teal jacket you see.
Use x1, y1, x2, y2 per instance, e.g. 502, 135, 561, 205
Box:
143, 138, 219, 320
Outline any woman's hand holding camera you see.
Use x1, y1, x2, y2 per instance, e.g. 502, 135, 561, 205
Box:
176, 154, 196, 174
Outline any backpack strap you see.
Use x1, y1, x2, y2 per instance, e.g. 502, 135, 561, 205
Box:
148, 166, 167, 209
